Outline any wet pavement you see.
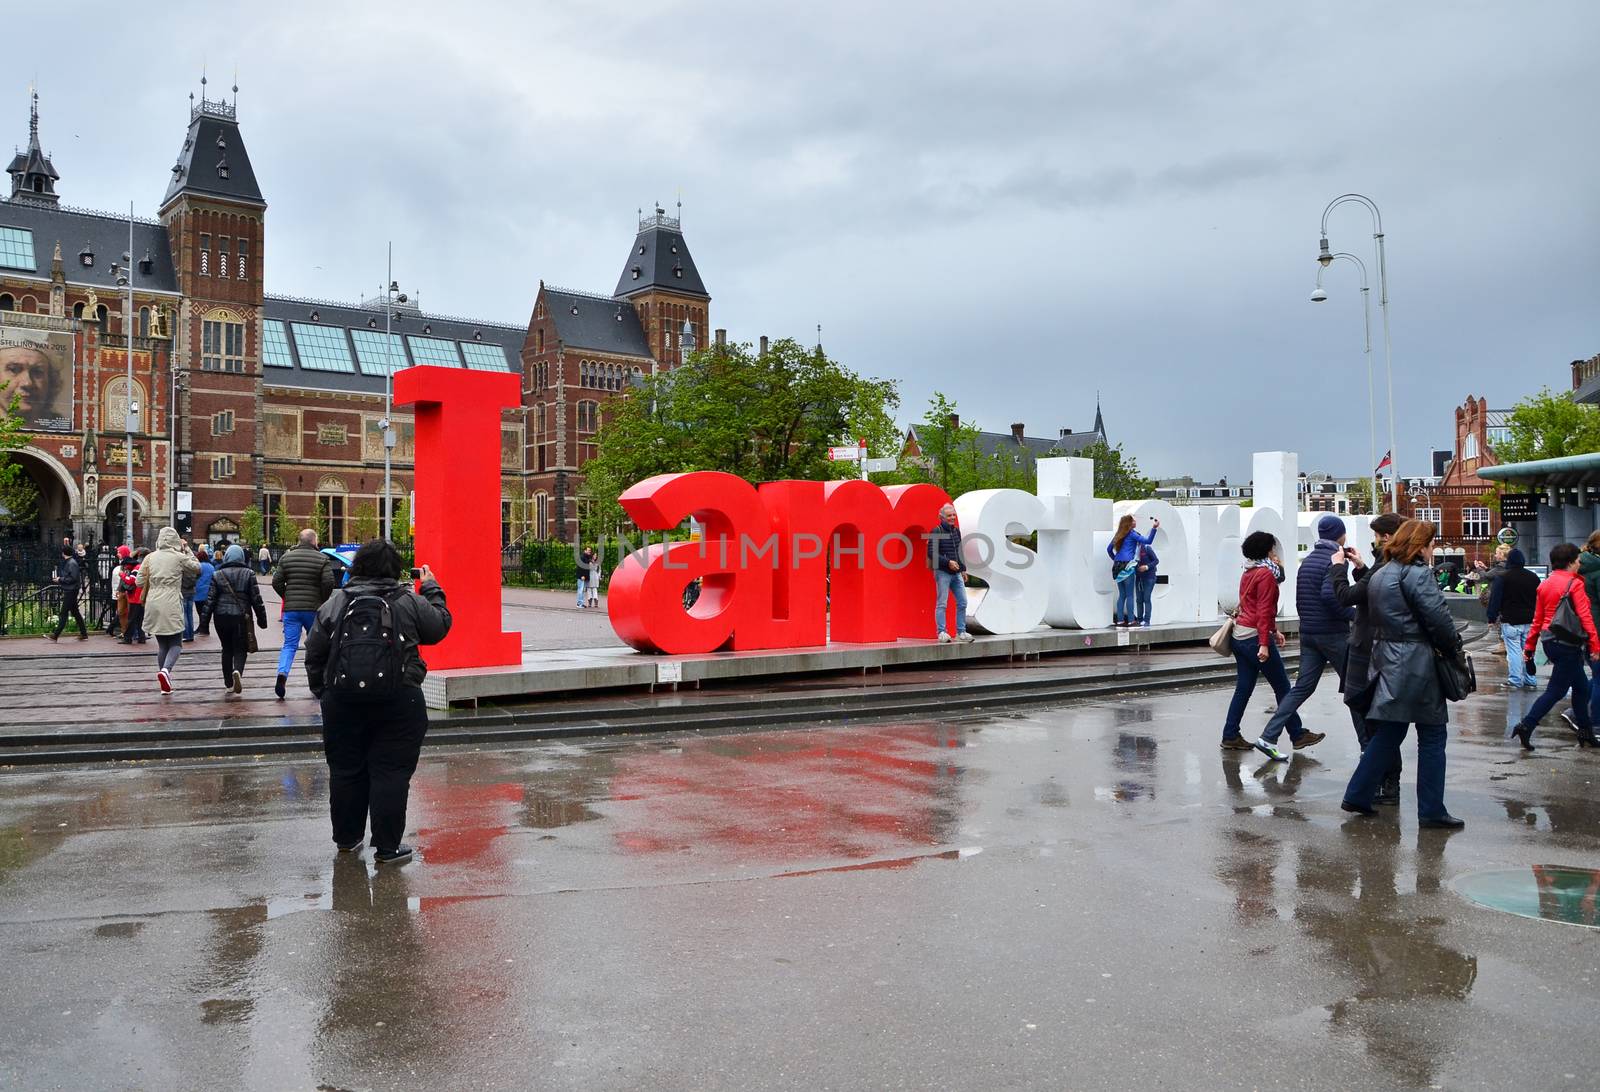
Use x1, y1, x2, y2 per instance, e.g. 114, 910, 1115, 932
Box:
2, 677, 1598, 1090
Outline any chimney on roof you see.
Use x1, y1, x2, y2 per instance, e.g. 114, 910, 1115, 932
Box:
1011, 423, 1025, 442
714, 328, 726, 348
1059, 428, 1073, 438
759, 335, 769, 356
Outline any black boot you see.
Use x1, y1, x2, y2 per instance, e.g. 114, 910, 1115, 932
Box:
275, 673, 287, 700
1375, 773, 1401, 805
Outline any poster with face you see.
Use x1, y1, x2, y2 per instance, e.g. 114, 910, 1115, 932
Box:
0, 326, 73, 431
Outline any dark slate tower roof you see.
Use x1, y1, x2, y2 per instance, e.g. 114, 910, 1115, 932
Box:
542, 285, 652, 357
614, 206, 708, 300
7, 90, 61, 206
161, 85, 265, 210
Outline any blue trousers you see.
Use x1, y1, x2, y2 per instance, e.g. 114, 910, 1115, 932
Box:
1223, 634, 1300, 741
1113, 575, 1136, 624
1500, 623, 1531, 686
182, 596, 196, 641
1522, 641, 1593, 734
576, 576, 588, 606
278, 610, 317, 676
934, 569, 967, 635
1135, 575, 1156, 625
1345, 719, 1448, 820
1261, 631, 1361, 743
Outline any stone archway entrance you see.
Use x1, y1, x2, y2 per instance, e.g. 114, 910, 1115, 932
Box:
0, 448, 77, 547
101, 495, 146, 550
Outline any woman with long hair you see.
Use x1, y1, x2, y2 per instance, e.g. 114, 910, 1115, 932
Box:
1106, 514, 1159, 628
1342, 520, 1466, 828
1220, 531, 1300, 755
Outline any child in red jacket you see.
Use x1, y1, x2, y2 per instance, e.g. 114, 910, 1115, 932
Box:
1513, 542, 1600, 747
118, 550, 147, 644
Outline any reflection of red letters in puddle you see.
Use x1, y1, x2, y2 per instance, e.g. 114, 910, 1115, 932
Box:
393, 365, 522, 670
608, 471, 951, 655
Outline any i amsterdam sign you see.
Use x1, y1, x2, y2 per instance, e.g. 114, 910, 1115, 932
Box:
393, 365, 1348, 665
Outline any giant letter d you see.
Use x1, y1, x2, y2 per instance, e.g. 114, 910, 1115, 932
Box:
394, 365, 522, 670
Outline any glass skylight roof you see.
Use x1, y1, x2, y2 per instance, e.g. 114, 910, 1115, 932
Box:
406, 336, 461, 367
459, 341, 512, 371
289, 323, 355, 373
0, 226, 35, 271
262, 320, 294, 368
350, 328, 408, 376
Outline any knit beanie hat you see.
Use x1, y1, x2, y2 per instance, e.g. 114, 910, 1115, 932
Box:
1316, 515, 1347, 541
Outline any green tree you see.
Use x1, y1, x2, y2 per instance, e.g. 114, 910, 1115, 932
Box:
310, 499, 330, 544
586, 338, 902, 521
350, 501, 379, 543
1346, 477, 1377, 515
391, 495, 413, 547
0, 393, 40, 528
1497, 387, 1600, 464
273, 510, 300, 547
239, 504, 264, 547
1076, 439, 1157, 501
903, 392, 988, 496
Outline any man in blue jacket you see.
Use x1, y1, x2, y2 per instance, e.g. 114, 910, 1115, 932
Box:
1256, 515, 1361, 758
927, 503, 975, 644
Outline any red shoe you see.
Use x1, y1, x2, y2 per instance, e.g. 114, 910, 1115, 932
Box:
157, 669, 172, 694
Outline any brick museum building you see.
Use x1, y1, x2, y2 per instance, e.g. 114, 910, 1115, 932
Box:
0, 88, 710, 548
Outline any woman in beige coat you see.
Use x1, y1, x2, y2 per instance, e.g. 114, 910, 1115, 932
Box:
137, 526, 201, 693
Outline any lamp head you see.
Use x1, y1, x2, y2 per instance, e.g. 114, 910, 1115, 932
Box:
1318, 237, 1333, 267
1310, 287, 1328, 303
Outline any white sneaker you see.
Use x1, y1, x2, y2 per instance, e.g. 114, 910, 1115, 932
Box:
956, 631, 976, 643
157, 669, 172, 694
937, 632, 953, 644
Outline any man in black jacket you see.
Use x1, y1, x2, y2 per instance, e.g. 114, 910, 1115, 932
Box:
47, 545, 87, 641
927, 503, 974, 644
1487, 548, 1540, 689
271, 528, 336, 700
1330, 512, 1404, 803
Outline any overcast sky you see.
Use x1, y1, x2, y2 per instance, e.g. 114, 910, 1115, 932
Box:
13, 1, 1597, 482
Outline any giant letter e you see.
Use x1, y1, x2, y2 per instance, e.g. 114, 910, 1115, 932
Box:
394, 365, 522, 670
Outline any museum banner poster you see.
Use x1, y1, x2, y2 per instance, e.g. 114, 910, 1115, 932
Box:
0, 325, 74, 432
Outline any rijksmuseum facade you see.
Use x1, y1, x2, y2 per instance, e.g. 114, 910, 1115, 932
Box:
0, 89, 710, 548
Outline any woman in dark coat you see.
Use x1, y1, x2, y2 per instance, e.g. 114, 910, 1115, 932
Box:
207, 544, 268, 695
1341, 520, 1465, 828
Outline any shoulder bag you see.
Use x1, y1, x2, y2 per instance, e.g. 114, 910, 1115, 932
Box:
1434, 646, 1476, 701
1208, 613, 1236, 657
220, 572, 259, 653
1548, 582, 1589, 647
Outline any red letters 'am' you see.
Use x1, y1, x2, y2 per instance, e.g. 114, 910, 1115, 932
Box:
393, 365, 522, 670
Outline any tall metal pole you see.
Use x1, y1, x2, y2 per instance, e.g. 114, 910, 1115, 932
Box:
1314, 252, 1378, 514
124, 203, 135, 545
1320, 194, 1395, 509
383, 243, 393, 540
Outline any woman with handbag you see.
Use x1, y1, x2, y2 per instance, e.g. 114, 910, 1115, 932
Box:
1510, 542, 1600, 748
1341, 520, 1467, 828
207, 544, 268, 696
1220, 531, 1300, 753
1105, 515, 1159, 628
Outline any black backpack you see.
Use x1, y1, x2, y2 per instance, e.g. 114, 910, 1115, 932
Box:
325, 590, 406, 697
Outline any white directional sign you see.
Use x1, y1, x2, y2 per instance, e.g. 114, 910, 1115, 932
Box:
863, 457, 898, 473
827, 446, 862, 461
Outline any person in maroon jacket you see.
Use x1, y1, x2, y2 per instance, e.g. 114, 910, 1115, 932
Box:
1220, 531, 1302, 755
1511, 542, 1600, 748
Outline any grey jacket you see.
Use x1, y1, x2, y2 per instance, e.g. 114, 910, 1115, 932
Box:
1330, 555, 1387, 704
1366, 559, 1462, 726
303, 576, 452, 694
272, 543, 337, 612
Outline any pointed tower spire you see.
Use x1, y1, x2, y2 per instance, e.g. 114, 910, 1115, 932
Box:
1093, 392, 1105, 441
7, 87, 60, 205
28, 86, 40, 149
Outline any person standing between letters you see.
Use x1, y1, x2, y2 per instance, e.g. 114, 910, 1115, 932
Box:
928, 503, 975, 644
273, 528, 336, 700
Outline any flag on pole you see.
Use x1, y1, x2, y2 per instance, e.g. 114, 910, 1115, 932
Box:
1375, 450, 1393, 476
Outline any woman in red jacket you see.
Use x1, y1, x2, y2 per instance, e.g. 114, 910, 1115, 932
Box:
1512, 542, 1600, 748
1221, 531, 1302, 756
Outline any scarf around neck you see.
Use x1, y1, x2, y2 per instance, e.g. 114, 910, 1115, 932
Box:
1247, 557, 1285, 584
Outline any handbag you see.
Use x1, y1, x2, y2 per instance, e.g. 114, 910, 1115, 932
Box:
1548, 583, 1589, 646
1208, 614, 1236, 657
1434, 646, 1476, 702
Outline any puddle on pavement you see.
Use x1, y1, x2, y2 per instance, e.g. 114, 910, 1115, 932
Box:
1453, 866, 1600, 929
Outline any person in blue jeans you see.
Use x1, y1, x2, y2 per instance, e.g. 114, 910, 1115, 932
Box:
1134, 543, 1158, 627
1486, 547, 1540, 689
1221, 531, 1299, 751
1343, 519, 1466, 828
1511, 542, 1600, 748
1106, 514, 1159, 627
271, 528, 336, 700
928, 503, 975, 644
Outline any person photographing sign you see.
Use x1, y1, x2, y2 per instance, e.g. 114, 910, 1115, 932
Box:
304, 541, 452, 864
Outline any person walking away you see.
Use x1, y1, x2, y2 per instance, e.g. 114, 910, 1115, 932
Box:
1510, 542, 1600, 748
928, 502, 975, 643
1577, 532, 1600, 729
180, 541, 200, 643
576, 546, 593, 608
208, 544, 267, 696
1486, 548, 1539, 690
1341, 519, 1467, 828
258, 543, 272, 576
137, 527, 201, 693
1106, 515, 1159, 627
273, 528, 336, 700
1330, 512, 1405, 803
1220, 532, 1299, 755
47, 544, 88, 641
1134, 541, 1159, 628
193, 546, 215, 637
305, 541, 452, 864
1257, 515, 1364, 758
120, 549, 147, 644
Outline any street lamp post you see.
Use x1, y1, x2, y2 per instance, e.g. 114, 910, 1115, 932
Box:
381, 243, 407, 541
1309, 251, 1379, 514
111, 203, 136, 545
1319, 194, 1395, 510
